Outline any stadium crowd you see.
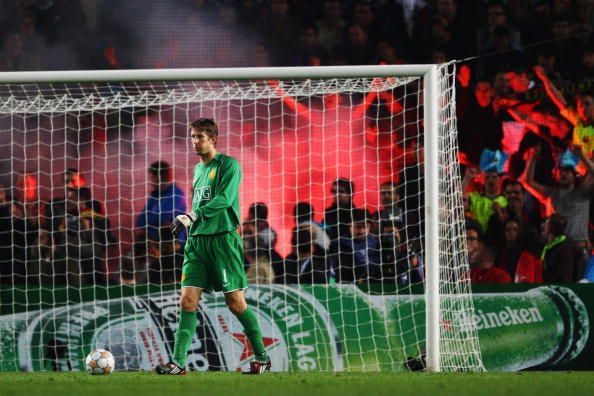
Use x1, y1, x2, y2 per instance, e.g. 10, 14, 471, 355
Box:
1, 0, 594, 286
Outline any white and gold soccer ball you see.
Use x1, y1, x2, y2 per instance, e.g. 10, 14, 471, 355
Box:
84, 349, 115, 375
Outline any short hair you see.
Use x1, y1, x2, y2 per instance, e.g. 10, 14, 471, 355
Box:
332, 178, 354, 194
465, 219, 484, 240
149, 161, 172, 182
248, 202, 268, 220
190, 118, 218, 139
294, 202, 314, 222
547, 213, 567, 236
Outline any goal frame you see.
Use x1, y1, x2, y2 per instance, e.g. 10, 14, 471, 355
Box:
0, 64, 443, 372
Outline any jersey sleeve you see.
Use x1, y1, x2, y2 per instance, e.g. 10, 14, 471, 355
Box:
194, 157, 241, 221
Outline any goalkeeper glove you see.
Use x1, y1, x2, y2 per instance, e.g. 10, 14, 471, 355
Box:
171, 211, 198, 236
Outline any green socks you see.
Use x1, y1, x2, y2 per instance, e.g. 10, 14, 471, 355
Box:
237, 307, 268, 362
173, 307, 268, 366
173, 310, 197, 367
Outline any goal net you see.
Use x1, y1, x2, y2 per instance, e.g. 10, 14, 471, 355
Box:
0, 65, 483, 372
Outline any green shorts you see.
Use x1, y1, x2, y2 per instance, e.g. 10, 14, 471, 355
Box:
181, 231, 247, 293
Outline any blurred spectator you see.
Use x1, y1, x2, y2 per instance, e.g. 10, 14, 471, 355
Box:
292, 25, 329, 66
0, 28, 42, 71
373, 219, 401, 282
336, 208, 379, 283
470, 242, 512, 283
293, 201, 330, 252
541, 213, 587, 282
11, 173, 45, 284
375, 219, 423, 285
324, 178, 357, 244
373, 180, 419, 241
45, 168, 85, 234
463, 165, 507, 235
282, 223, 334, 284
496, 218, 542, 283
374, 0, 410, 58
34, 0, 87, 46
136, 160, 187, 245
485, 179, 541, 247
375, 41, 406, 65
507, 0, 537, 41
294, 201, 319, 226
243, 220, 276, 285
466, 220, 484, 268
524, 144, 594, 247
413, 0, 478, 60
54, 187, 115, 286
246, 202, 283, 265
315, 0, 346, 59
258, 0, 299, 65
476, 1, 522, 55
349, 0, 381, 48
548, 16, 582, 79
457, 68, 502, 165
334, 24, 374, 65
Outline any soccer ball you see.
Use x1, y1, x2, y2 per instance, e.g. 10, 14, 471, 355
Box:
85, 349, 115, 375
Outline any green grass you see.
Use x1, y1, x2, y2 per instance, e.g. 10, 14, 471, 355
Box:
1, 372, 593, 396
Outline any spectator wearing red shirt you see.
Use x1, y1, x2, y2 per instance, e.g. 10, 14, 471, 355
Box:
471, 243, 512, 284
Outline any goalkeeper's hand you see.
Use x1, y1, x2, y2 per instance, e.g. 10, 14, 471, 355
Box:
171, 211, 197, 236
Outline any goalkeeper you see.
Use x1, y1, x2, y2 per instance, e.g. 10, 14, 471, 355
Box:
156, 118, 271, 375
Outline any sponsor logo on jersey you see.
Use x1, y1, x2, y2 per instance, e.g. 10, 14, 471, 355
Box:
193, 186, 212, 202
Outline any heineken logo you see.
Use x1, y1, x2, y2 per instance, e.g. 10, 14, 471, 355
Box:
0, 285, 588, 373
457, 306, 544, 331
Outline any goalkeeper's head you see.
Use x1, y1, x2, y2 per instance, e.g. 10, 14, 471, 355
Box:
190, 118, 219, 156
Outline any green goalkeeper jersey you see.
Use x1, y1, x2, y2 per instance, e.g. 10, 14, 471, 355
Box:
189, 152, 241, 236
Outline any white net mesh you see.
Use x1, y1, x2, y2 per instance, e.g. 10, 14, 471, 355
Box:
0, 65, 483, 372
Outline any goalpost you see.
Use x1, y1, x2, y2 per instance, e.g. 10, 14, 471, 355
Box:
0, 65, 483, 373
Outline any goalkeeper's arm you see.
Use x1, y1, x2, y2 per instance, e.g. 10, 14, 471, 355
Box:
171, 211, 197, 236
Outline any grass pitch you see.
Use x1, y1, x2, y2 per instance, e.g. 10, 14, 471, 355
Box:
1, 371, 593, 396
